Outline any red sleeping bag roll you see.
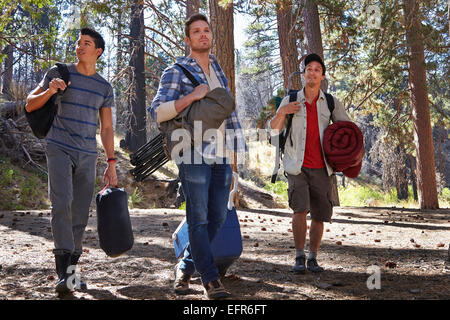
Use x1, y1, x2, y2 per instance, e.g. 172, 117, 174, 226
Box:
323, 121, 364, 178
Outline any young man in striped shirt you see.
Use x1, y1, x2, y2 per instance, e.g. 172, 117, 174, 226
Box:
26, 27, 117, 294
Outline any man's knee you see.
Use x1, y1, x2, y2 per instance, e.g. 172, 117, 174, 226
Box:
293, 211, 308, 217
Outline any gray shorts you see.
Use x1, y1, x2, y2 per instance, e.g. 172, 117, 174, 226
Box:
286, 167, 333, 222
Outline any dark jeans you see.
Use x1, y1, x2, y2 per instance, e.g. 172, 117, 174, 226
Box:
177, 157, 232, 284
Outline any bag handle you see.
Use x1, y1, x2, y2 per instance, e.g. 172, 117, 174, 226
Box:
55, 63, 70, 88
100, 183, 120, 195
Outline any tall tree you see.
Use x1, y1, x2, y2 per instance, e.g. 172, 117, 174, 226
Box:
303, 0, 323, 57
209, 0, 236, 97
403, 0, 439, 209
185, 0, 200, 55
276, 0, 301, 91
1, 45, 13, 99
209, 0, 240, 206
302, 0, 326, 91
238, 7, 282, 128
123, 0, 147, 152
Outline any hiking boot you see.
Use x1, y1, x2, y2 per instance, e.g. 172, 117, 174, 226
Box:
70, 254, 87, 291
173, 262, 191, 294
203, 280, 232, 300
307, 258, 324, 273
292, 255, 306, 274
54, 253, 72, 294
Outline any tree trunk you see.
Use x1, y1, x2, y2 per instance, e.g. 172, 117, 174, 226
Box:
303, 0, 327, 92
124, 0, 147, 153
209, 0, 239, 206
0, 54, 2, 94
209, 0, 235, 98
276, 0, 301, 91
396, 159, 409, 200
303, 0, 323, 57
2, 45, 14, 99
115, 11, 124, 132
407, 154, 418, 201
403, 0, 439, 209
185, 0, 200, 56
435, 122, 445, 193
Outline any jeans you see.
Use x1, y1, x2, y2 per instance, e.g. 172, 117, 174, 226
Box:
177, 156, 232, 285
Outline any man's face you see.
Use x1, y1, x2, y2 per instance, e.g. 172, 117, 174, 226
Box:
185, 20, 212, 54
304, 61, 325, 86
76, 34, 102, 62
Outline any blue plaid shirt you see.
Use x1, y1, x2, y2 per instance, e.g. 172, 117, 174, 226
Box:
148, 54, 247, 160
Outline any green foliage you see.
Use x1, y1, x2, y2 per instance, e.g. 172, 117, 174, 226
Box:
264, 181, 288, 201
440, 188, 450, 207
239, 2, 280, 84
0, 158, 49, 210
262, 179, 450, 208
178, 202, 186, 210
2, 168, 14, 184
339, 184, 424, 208
128, 186, 143, 209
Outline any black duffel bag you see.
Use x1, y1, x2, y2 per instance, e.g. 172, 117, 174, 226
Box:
96, 186, 134, 257
24, 63, 69, 139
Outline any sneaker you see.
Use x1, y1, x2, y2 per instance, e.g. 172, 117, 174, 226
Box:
173, 262, 191, 294
203, 280, 232, 300
292, 256, 306, 274
307, 258, 324, 273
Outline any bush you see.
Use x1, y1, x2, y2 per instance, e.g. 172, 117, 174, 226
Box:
264, 181, 288, 201
339, 184, 418, 208
439, 188, 450, 207
128, 186, 143, 209
0, 157, 49, 210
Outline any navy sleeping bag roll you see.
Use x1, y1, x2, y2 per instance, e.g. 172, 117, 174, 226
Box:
96, 186, 134, 257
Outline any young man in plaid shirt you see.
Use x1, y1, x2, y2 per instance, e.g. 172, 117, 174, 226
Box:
149, 13, 246, 299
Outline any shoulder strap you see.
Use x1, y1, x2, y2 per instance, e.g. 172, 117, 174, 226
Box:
324, 92, 335, 117
288, 90, 298, 103
175, 63, 200, 87
284, 90, 298, 149
272, 91, 296, 183
55, 63, 70, 85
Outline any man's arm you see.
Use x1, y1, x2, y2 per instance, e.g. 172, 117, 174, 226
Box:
25, 78, 69, 112
156, 84, 210, 123
174, 84, 209, 113
99, 107, 118, 186
149, 66, 210, 124
332, 97, 351, 122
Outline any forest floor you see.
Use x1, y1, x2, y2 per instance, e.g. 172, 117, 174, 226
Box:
1, 131, 449, 301
0, 205, 449, 300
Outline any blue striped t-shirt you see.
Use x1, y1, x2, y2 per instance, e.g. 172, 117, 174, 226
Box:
39, 63, 114, 155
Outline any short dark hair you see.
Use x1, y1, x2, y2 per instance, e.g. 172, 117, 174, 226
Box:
80, 27, 105, 58
185, 13, 211, 38
303, 53, 326, 75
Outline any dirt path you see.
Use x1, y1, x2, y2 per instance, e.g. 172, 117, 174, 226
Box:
0, 206, 449, 300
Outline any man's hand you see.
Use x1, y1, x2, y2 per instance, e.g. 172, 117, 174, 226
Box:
48, 78, 70, 95
191, 83, 210, 101
103, 162, 118, 187
279, 101, 301, 115
174, 83, 210, 113
25, 79, 71, 113
269, 101, 301, 131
